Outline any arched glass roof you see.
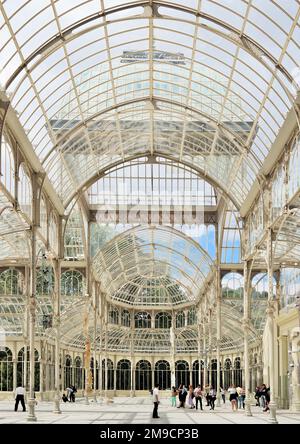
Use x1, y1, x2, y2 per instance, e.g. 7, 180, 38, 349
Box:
92, 225, 214, 306
1, 1, 299, 209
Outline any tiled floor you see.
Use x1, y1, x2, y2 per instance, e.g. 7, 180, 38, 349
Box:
0, 397, 299, 424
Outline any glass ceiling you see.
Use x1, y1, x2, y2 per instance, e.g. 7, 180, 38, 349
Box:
92, 225, 213, 307
1, 0, 299, 209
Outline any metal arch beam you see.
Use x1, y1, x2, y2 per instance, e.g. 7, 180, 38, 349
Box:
43, 96, 257, 166
65, 152, 241, 211
0, 91, 65, 216
104, 293, 196, 311
4, 1, 294, 91
0, 205, 13, 217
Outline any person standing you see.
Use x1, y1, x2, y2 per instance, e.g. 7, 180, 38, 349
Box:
204, 384, 210, 406
171, 386, 177, 407
194, 385, 203, 410
209, 386, 216, 410
260, 384, 270, 412
220, 387, 225, 404
71, 385, 77, 402
152, 383, 160, 418
14, 385, 26, 412
177, 384, 188, 408
255, 386, 261, 406
187, 385, 195, 409
236, 386, 243, 409
228, 384, 238, 411
241, 387, 246, 409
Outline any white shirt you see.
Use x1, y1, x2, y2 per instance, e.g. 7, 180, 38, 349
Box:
153, 387, 159, 402
16, 387, 25, 396
228, 387, 237, 395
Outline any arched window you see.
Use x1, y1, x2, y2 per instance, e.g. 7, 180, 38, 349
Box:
272, 164, 285, 219
0, 347, 13, 391
49, 212, 58, 253
102, 359, 114, 390
116, 359, 131, 390
155, 312, 171, 329
36, 265, 54, 296
233, 357, 242, 387
175, 311, 185, 328
187, 307, 196, 325
64, 355, 72, 388
224, 358, 232, 389
64, 206, 85, 260
134, 312, 151, 328
248, 195, 264, 248
154, 360, 171, 390
192, 360, 204, 388
1, 139, 15, 195
280, 268, 300, 308
251, 273, 276, 332
175, 360, 189, 387
108, 307, 119, 325
121, 309, 131, 327
221, 209, 242, 263
210, 359, 221, 389
18, 163, 32, 218
74, 357, 83, 389
135, 360, 152, 390
222, 272, 244, 299
61, 270, 84, 296
17, 347, 40, 391
0, 269, 23, 295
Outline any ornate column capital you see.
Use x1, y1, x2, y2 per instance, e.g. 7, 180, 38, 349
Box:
266, 300, 275, 317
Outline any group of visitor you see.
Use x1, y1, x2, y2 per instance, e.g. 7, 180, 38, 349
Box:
227, 384, 246, 411
13, 383, 78, 412
169, 383, 270, 413
62, 385, 77, 402
171, 384, 218, 410
254, 384, 270, 412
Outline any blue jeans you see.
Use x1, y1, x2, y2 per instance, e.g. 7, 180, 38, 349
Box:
260, 395, 266, 408
238, 396, 243, 409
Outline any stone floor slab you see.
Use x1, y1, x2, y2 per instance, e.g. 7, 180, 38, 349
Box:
0, 397, 299, 424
